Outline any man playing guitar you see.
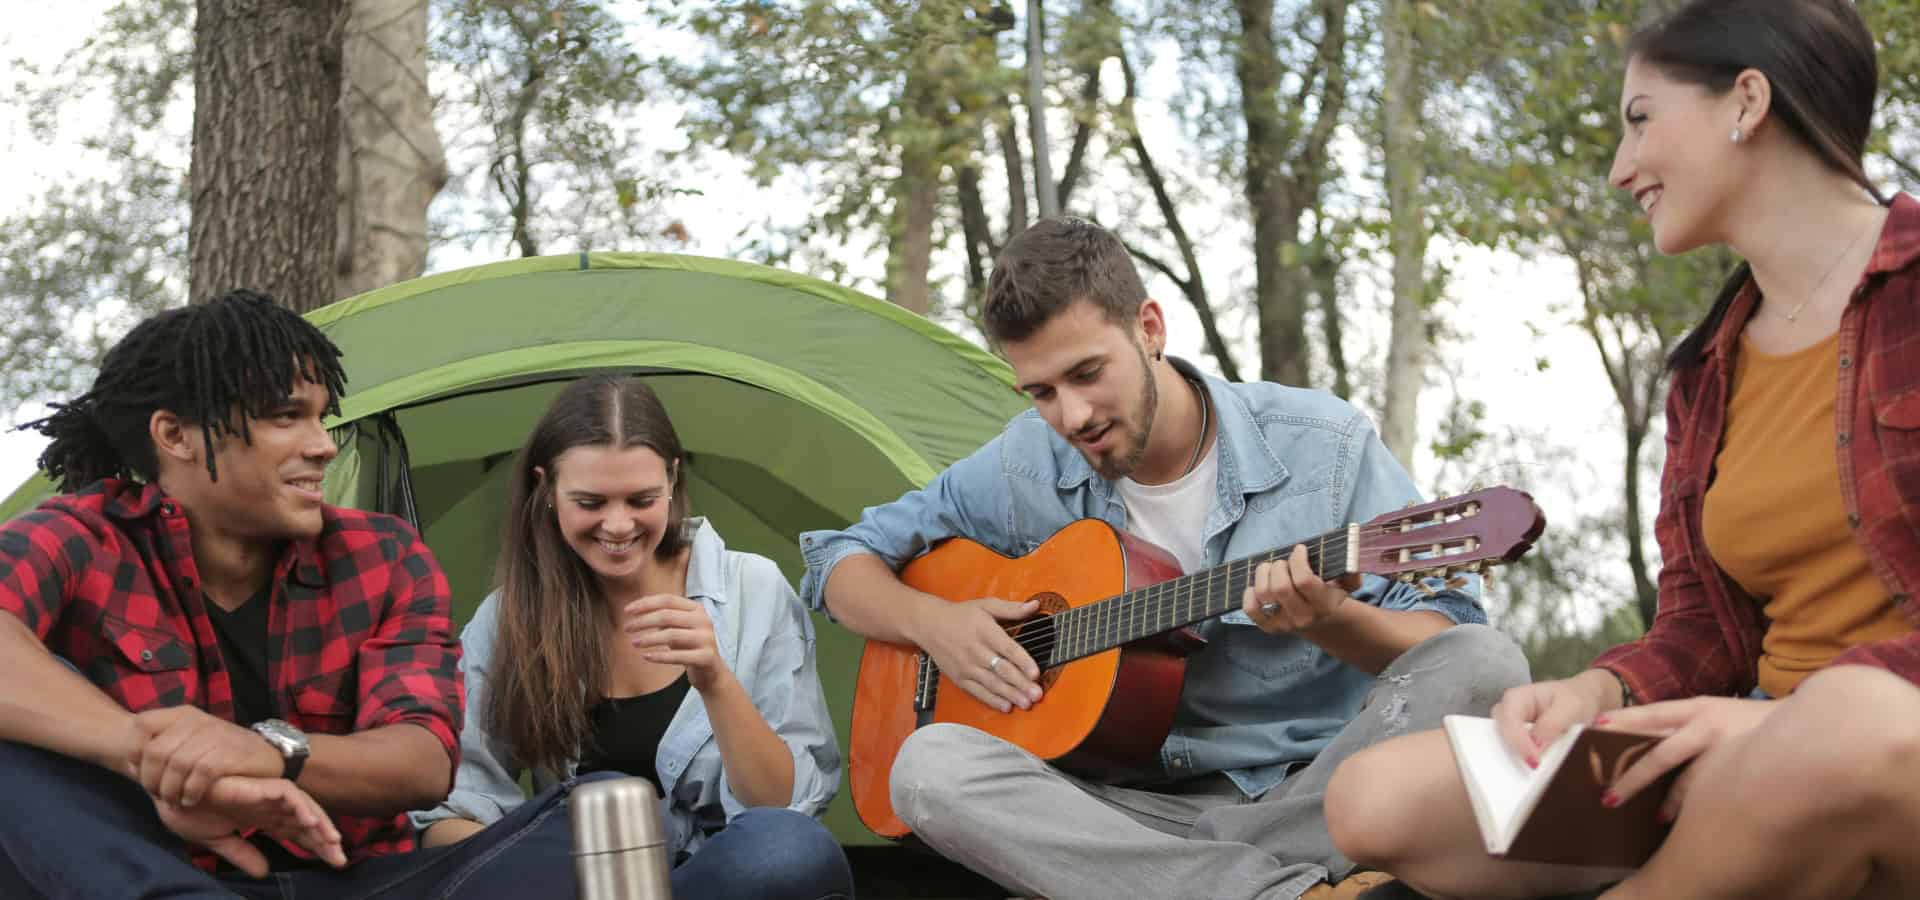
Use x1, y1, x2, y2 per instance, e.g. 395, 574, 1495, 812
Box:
800, 217, 1530, 900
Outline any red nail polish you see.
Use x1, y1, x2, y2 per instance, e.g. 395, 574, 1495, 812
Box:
1602, 791, 1621, 808
1526, 755, 1539, 769
1594, 715, 1610, 726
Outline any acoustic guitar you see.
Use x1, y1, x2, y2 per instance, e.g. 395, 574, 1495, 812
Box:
848, 486, 1545, 839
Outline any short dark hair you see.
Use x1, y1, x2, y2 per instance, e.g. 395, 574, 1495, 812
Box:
982, 217, 1149, 345
23, 289, 347, 491
1636, 0, 1886, 371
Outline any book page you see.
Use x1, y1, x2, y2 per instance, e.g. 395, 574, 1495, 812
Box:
1442, 715, 1544, 849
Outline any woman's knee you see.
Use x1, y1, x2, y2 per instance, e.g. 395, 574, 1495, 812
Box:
706, 808, 851, 896
1324, 738, 1425, 869
1771, 667, 1920, 810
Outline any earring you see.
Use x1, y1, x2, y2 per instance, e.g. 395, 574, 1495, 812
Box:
1730, 127, 1744, 144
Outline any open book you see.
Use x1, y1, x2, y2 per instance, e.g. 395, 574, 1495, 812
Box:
1442, 714, 1676, 868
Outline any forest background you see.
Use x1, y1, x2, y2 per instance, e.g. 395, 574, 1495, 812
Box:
8, 0, 1920, 677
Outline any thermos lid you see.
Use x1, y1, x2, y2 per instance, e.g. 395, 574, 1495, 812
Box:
570, 777, 668, 856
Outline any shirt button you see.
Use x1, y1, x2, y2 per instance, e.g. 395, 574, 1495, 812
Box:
1838, 355, 1852, 369
1838, 432, 1852, 447
1849, 513, 1863, 528
140, 649, 153, 662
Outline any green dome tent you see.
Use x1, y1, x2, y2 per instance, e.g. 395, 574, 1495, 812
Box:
0, 252, 1027, 845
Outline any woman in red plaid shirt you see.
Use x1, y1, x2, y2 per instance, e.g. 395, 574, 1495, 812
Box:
1322, 2, 1920, 899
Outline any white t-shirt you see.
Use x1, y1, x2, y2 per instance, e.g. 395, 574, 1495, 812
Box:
1113, 443, 1218, 574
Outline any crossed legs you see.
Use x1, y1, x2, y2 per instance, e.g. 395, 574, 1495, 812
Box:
1325, 665, 1920, 900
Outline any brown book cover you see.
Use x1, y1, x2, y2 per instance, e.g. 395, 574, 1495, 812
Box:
1444, 715, 1678, 869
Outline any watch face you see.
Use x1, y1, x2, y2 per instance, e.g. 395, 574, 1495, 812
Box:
256, 719, 308, 754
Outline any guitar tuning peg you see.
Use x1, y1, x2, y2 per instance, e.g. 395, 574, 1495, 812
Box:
1444, 574, 1471, 591
1416, 581, 1439, 597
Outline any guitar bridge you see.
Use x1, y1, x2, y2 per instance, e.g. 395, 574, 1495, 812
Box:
912, 652, 938, 724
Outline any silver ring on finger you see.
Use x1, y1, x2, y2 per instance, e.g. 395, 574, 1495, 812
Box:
988, 654, 1003, 672
1260, 602, 1280, 616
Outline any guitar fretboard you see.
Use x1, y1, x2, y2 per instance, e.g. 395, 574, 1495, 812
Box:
1036, 525, 1357, 666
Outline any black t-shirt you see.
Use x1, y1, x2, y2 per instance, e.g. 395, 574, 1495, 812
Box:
205, 588, 274, 727
577, 673, 694, 796
205, 588, 315, 872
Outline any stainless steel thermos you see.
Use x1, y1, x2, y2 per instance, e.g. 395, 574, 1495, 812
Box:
570, 777, 674, 899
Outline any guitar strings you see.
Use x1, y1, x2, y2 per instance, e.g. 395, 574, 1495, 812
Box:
925, 521, 1482, 678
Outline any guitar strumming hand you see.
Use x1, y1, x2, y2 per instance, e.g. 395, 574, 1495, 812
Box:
905, 595, 1043, 713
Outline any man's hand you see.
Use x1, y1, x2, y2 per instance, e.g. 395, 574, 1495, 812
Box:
909, 597, 1043, 713
153, 776, 346, 877
130, 706, 281, 808
1242, 544, 1362, 635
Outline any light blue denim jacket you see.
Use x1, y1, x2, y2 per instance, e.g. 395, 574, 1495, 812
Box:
798, 359, 1484, 798
412, 518, 841, 857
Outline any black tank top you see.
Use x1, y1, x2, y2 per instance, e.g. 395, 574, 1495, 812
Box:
577, 673, 693, 796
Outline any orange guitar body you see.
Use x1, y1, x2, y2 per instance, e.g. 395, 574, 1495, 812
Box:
847, 519, 1195, 839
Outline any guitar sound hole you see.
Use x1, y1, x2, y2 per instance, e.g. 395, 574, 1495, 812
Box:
1010, 592, 1069, 692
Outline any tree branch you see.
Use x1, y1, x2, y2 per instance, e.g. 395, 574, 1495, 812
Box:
1122, 51, 1242, 382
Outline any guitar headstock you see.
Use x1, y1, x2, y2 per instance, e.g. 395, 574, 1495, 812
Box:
1356, 486, 1545, 584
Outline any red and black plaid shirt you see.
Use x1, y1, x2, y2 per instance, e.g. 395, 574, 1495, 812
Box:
0, 479, 463, 865
1596, 193, 1920, 701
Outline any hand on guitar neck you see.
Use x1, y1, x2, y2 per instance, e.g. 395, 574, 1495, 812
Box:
1239, 543, 1364, 634
906, 595, 1046, 713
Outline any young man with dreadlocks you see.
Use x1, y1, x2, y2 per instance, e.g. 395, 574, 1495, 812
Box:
0, 291, 598, 898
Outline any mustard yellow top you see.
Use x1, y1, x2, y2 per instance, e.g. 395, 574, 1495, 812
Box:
1702, 333, 1912, 697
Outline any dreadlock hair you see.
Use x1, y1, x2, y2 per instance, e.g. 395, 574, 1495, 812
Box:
21, 289, 348, 492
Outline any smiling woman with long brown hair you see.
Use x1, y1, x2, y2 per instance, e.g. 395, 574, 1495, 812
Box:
1321, 2, 1920, 899
410, 375, 852, 900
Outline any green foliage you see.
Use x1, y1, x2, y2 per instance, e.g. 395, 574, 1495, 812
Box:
651, 0, 1020, 301
432, 0, 668, 256
0, 0, 193, 417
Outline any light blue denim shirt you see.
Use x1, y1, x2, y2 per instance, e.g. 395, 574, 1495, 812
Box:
412, 518, 842, 857
798, 359, 1484, 798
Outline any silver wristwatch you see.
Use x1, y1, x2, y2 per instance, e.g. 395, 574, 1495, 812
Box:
252, 718, 310, 782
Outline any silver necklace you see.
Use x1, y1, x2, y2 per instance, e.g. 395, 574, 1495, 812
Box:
1779, 219, 1876, 322
1181, 376, 1210, 477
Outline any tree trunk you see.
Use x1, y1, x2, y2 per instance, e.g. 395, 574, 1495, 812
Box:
999, 100, 1030, 236
1235, 0, 1349, 387
335, 0, 447, 300
887, 148, 939, 315
1622, 417, 1658, 627
1311, 233, 1350, 401
191, 0, 347, 313
1379, 0, 1427, 468
1237, 0, 1305, 386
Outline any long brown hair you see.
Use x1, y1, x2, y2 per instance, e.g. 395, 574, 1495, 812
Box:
485, 375, 692, 772
1638, 0, 1887, 371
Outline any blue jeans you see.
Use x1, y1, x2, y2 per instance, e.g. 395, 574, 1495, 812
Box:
671, 806, 854, 900
0, 741, 850, 899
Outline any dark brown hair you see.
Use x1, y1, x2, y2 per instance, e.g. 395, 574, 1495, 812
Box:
485, 375, 692, 772
982, 216, 1149, 345
1640, 0, 1888, 370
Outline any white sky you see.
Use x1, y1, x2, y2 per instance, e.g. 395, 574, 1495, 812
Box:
0, 2, 1638, 616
